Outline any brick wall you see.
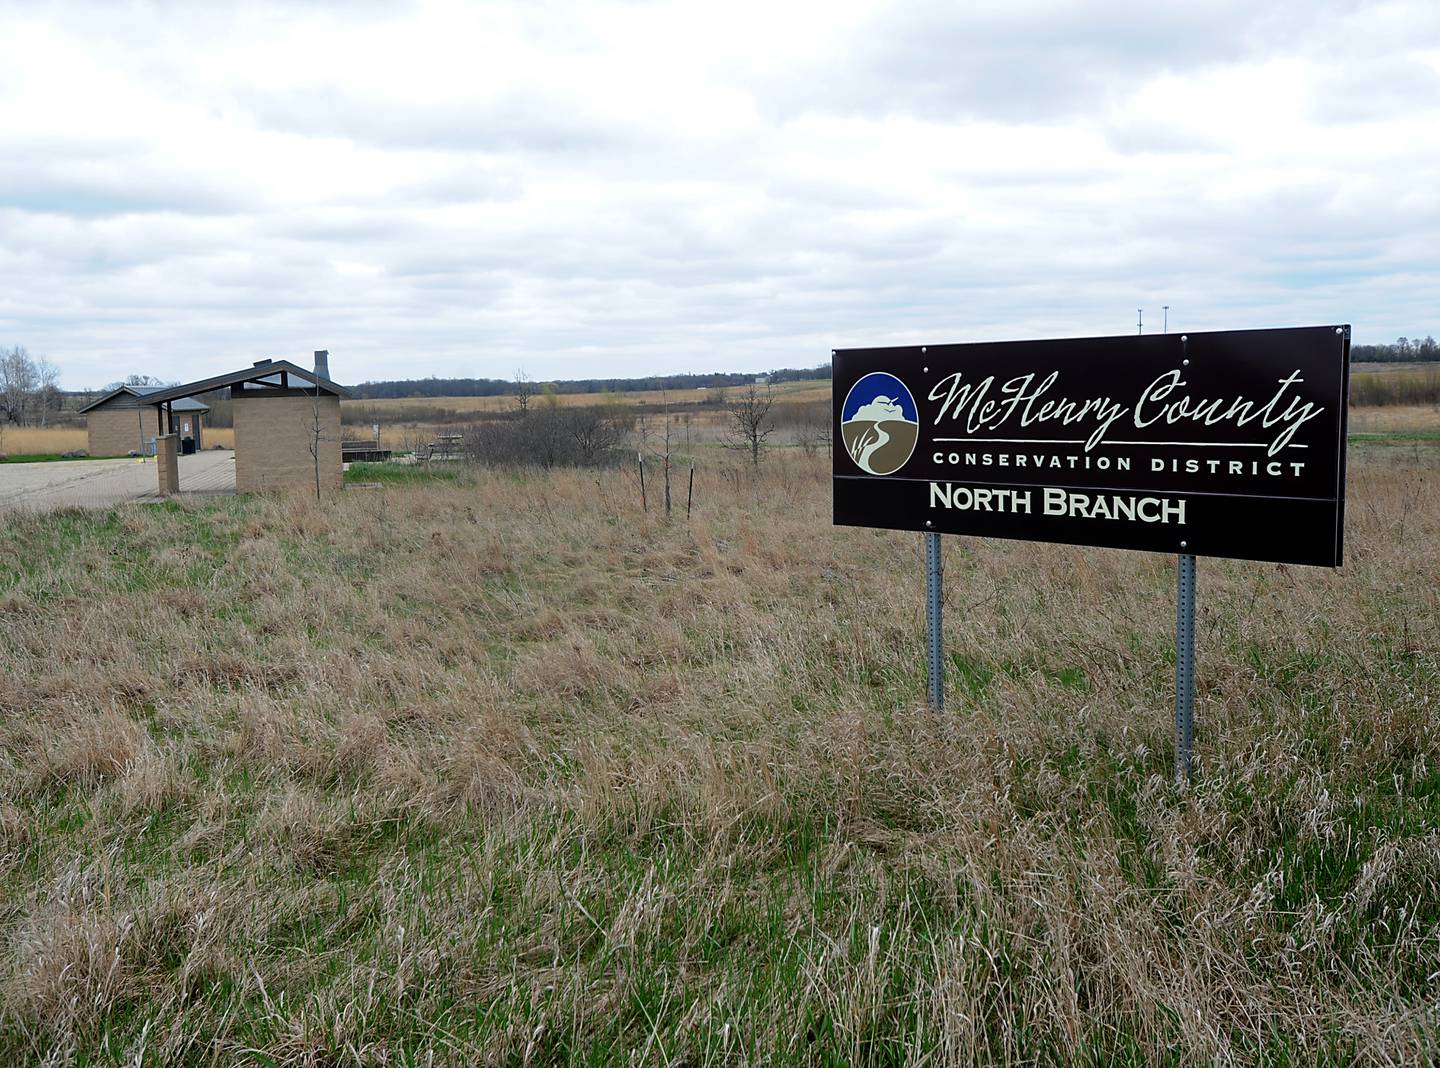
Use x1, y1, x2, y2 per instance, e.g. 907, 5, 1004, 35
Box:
233, 393, 342, 493
156, 434, 179, 495
87, 407, 158, 457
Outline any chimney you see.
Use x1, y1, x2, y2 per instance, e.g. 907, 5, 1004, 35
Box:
313, 349, 330, 380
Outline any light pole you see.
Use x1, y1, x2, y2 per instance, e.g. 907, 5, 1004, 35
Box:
1163, 305, 1169, 333
1137, 309, 1144, 335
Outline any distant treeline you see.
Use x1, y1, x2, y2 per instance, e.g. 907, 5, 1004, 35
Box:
351, 363, 832, 400
1351, 336, 1438, 362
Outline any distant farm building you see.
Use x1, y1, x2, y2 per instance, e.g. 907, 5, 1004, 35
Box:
143, 350, 352, 496
80, 387, 210, 457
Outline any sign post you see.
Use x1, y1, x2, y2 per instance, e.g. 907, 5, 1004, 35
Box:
1175, 552, 1196, 780
833, 326, 1350, 767
925, 531, 944, 710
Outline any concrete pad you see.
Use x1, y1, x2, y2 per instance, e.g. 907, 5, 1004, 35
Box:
0, 450, 236, 514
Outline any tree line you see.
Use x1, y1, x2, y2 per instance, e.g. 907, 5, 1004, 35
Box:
1351, 336, 1438, 362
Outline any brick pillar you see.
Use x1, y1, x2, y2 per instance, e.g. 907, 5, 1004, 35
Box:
156, 434, 179, 496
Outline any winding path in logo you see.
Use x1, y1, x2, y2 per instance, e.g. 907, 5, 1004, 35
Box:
850, 421, 891, 474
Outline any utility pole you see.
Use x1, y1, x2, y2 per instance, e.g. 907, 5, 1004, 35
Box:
1163, 305, 1169, 333
1137, 309, 1144, 335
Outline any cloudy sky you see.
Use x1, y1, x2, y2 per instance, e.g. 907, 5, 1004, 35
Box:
1, 0, 1436, 388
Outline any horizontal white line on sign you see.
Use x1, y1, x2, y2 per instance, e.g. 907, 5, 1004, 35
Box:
930, 438, 1308, 449
833, 473, 1337, 504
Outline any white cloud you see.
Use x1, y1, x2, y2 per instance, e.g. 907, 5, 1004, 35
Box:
849, 396, 912, 424
0, 0, 1435, 388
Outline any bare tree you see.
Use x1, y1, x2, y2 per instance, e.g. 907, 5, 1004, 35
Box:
0, 347, 64, 427
0, 346, 37, 425
721, 381, 777, 469
569, 405, 625, 466
34, 358, 60, 427
464, 405, 624, 469
642, 389, 676, 517
796, 400, 831, 459
306, 386, 328, 500
513, 367, 535, 413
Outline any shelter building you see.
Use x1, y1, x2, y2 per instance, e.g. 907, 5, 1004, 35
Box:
143, 350, 352, 496
80, 386, 210, 457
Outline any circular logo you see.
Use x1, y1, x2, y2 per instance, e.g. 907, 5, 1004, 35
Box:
840, 371, 919, 476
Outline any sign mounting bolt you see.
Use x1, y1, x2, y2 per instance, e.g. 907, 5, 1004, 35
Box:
1180, 540, 1188, 549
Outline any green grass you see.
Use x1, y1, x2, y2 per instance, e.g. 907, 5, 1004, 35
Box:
1349, 430, 1440, 445
0, 452, 126, 463
343, 460, 463, 484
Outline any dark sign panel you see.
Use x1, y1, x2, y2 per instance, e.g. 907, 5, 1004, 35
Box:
833, 326, 1350, 566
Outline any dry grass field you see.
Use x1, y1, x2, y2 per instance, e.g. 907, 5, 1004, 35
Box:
1347, 405, 1440, 436
0, 443, 1437, 1065
0, 428, 88, 456
201, 427, 235, 450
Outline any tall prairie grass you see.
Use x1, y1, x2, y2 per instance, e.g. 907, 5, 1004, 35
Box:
0, 449, 1436, 1064
1349, 363, 1440, 406
0, 427, 87, 455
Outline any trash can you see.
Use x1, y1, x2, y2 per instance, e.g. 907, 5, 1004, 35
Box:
181, 438, 197, 455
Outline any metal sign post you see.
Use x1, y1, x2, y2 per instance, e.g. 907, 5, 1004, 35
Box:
925, 531, 944, 711
1174, 553, 1196, 780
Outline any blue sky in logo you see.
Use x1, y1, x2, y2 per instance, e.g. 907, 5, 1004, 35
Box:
842, 372, 918, 423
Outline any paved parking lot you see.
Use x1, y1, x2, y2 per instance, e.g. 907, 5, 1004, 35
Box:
0, 450, 236, 514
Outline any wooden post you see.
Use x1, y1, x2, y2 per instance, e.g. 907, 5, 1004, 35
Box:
639, 454, 647, 512
687, 466, 694, 519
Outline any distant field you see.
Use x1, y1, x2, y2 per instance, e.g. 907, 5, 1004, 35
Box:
345, 378, 832, 417
1347, 404, 1440, 434
1351, 360, 1440, 373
